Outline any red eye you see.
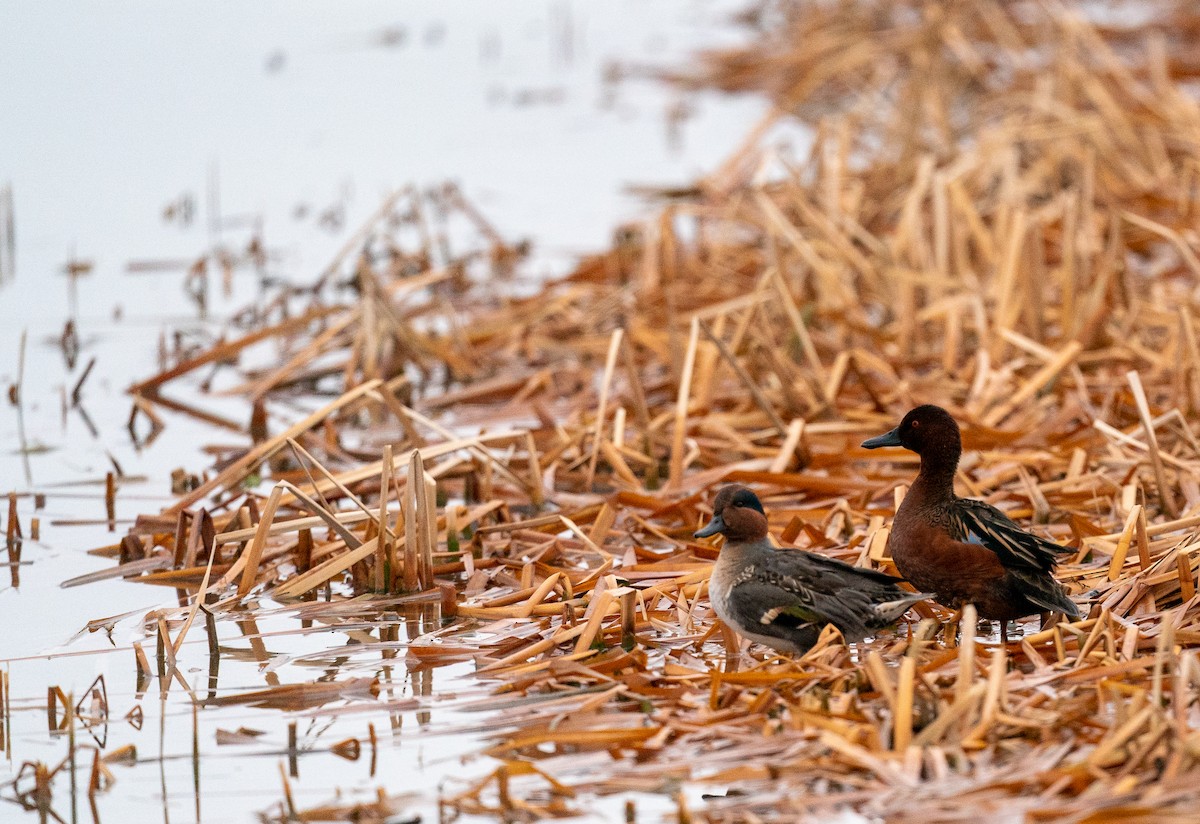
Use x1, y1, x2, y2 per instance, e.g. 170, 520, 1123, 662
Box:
911, 421, 920, 429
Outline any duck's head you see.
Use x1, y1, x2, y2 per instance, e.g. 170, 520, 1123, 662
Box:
694, 484, 769, 543
861, 404, 961, 456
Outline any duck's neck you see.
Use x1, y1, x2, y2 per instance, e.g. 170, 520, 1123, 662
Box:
715, 536, 771, 567
911, 442, 960, 500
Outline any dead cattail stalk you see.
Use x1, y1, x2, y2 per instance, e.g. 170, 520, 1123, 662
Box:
620, 589, 638, 651
376, 444, 393, 592
404, 451, 433, 591
238, 485, 284, 597
104, 471, 116, 531
700, 321, 787, 435
667, 319, 700, 490
279, 760, 298, 820
1127, 370, 1180, 518
1135, 506, 1152, 572
1177, 549, 1196, 603
585, 329, 624, 489
5, 492, 19, 550
1109, 505, 1141, 581
167, 379, 383, 514
892, 655, 916, 751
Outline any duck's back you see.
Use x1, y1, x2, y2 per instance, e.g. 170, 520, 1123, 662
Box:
712, 541, 919, 645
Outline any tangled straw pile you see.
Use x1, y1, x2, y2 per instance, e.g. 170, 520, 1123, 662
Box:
80, 0, 1200, 820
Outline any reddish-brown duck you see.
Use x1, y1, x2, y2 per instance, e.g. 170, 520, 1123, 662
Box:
862, 405, 1081, 641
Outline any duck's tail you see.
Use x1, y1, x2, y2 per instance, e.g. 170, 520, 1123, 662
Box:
874, 591, 933, 623
1013, 569, 1083, 620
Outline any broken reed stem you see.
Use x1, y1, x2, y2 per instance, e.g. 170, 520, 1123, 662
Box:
524, 431, 543, 505
1109, 505, 1141, 582
376, 444, 393, 592
700, 320, 787, 435
403, 450, 437, 591
132, 642, 151, 689
668, 318, 701, 490
620, 589, 637, 651
67, 690, 77, 824
1173, 551, 1197, 602
420, 472, 436, 589
893, 656, 915, 752
769, 418, 806, 474
171, 533, 222, 657
981, 340, 1082, 427
585, 328, 624, 490
167, 379, 383, 514
769, 264, 826, 388
957, 604, 977, 701
1127, 370, 1180, 518
287, 721, 298, 778
279, 761, 298, 820
272, 536, 381, 599
1135, 507, 1152, 571
105, 471, 116, 531
399, 405, 533, 501
573, 588, 616, 655
5, 492, 18, 550
204, 606, 219, 687
71, 356, 96, 406
403, 454, 421, 593
286, 437, 387, 536
238, 485, 284, 597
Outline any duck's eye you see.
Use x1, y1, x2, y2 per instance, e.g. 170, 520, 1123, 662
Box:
910, 420, 920, 429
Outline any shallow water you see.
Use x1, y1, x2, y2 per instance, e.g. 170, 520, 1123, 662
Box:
0, 2, 766, 820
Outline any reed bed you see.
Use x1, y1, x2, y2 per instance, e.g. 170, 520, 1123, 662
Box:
60, 0, 1200, 820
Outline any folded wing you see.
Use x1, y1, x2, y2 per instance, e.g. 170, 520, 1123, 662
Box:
950, 498, 1072, 572
725, 551, 928, 643
950, 498, 1080, 618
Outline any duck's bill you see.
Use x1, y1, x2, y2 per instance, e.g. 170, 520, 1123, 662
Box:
693, 513, 725, 538
861, 427, 902, 449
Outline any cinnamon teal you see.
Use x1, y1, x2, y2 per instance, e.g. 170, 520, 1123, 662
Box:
862, 404, 1081, 642
694, 484, 930, 654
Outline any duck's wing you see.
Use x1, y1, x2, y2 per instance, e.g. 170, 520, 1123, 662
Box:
950, 497, 1073, 572
775, 548, 908, 586
728, 552, 923, 641
719, 578, 823, 649
1008, 567, 1083, 619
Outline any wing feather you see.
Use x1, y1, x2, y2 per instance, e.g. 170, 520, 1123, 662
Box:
1008, 568, 1082, 618
725, 550, 923, 642
950, 498, 1072, 572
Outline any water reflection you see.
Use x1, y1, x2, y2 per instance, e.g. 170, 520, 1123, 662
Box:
1, 593, 472, 822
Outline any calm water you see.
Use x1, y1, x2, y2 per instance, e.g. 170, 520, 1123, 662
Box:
0, 2, 765, 821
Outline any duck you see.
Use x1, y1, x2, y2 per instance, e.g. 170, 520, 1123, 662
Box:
861, 404, 1081, 642
694, 484, 930, 654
